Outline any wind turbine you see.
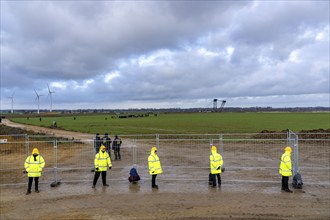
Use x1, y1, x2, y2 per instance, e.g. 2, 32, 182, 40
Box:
34, 89, 43, 114
7, 92, 15, 114
47, 84, 55, 112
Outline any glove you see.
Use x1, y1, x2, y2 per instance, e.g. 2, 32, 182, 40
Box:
109, 166, 112, 170
95, 167, 99, 171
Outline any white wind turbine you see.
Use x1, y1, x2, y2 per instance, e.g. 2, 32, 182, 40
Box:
47, 84, 55, 112
34, 89, 43, 114
7, 91, 15, 114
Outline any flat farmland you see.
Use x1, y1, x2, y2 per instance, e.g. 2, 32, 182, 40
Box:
9, 112, 330, 134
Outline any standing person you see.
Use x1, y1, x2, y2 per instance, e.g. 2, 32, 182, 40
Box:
103, 133, 112, 159
209, 145, 223, 188
148, 146, 162, 189
24, 148, 45, 195
94, 133, 101, 154
112, 135, 122, 160
279, 146, 293, 193
92, 145, 112, 188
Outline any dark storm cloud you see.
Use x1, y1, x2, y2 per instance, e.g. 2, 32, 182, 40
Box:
1, 1, 329, 110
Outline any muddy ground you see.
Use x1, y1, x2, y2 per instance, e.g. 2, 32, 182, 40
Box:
0, 119, 329, 220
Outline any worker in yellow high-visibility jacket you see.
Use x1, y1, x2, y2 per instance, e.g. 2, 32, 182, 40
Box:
279, 146, 293, 193
210, 145, 224, 188
93, 145, 112, 188
24, 148, 45, 195
148, 146, 162, 189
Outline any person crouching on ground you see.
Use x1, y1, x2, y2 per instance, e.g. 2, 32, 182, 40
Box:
24, 148, 45, 195
93, 145, 112, 188
279, 146, 293, 193
209, 145, 224, 188
148, 146, 162, 189
128, 167, 140, 184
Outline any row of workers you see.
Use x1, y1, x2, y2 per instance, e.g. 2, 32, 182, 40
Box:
24, 145, 294, 194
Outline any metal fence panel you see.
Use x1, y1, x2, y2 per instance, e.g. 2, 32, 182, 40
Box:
0, 133, 329, 186
0, 140, 55, 185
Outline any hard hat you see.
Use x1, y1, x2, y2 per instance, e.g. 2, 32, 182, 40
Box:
100, 145, 106, 150
32, 148, 39, 155
285, 146, 292, 152
211, 145, 217, 151
151, 146, 157, 152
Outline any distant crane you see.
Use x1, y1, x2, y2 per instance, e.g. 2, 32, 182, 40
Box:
47, 84, 55, 112
34, 89, 43, 114
213, 99, 226, 112
7, 92, 15, 114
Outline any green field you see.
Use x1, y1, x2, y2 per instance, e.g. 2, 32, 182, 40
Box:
9, 112, 330, 134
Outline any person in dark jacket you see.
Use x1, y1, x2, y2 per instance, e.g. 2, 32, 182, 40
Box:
94, 133, 102, 154
103, 133, 112, 159
112, 135, 122, 160
128, 167, 140, 184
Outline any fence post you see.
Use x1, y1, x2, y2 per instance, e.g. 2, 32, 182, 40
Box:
132, 139, 137, 167
287, 130, 299, 175
51, 139, 60, 187
219, 134, 224, 155
293, 134, 299, 175
25, 134, 29, 157
156, 134, 160, 150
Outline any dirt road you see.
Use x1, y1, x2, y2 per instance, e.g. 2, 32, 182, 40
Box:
1, 119, 329, 220
1, 119, 93, 140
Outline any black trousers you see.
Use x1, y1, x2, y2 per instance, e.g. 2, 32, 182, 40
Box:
282, 176, 289, 190
27, 177, 39, 192
114, 148, 121, 160
211, 173, 221, 187
93, 171, 107, 185
152, 174, 157, 187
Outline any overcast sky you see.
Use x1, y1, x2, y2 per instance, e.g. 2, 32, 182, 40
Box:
1, 1, 329, 111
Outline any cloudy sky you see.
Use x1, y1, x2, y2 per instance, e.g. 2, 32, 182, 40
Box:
1, 1, 329, 111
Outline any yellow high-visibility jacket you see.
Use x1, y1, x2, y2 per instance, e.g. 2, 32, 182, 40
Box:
24, 155, 45, 177
279, 151, 292, 176
210, 150, 223, 174
95, 150, 112, 172
148, 149, 162, 175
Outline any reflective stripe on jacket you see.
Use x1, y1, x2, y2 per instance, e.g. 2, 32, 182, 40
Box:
148, 150, 162, 175
24, 155, 45, 177
279, 151, 292, 176
210, 150, 223, 174
95, 150, 112, 172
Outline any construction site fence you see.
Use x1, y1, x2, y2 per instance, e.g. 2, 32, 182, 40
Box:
0, 133, 329, 186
